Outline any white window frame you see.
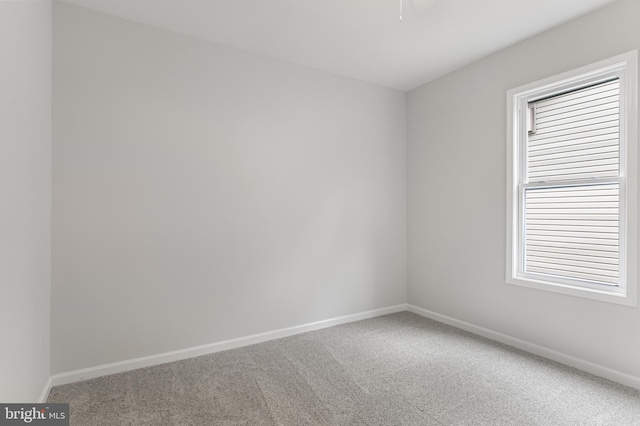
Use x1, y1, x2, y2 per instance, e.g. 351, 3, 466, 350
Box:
506, 50, 638, 306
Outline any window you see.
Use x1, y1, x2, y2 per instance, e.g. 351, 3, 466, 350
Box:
506, 51, 638, 306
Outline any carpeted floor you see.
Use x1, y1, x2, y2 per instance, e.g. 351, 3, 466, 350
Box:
48, 312, 640, 425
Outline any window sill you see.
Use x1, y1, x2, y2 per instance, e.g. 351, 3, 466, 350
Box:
506, 275, 637, 307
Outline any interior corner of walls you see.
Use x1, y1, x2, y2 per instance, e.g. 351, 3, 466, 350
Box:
0, 0, 53, 403
50, 2, 408, 376
38, 377, 53, 403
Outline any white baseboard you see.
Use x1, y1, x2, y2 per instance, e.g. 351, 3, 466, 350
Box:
38, 376, 52, 403
407, 304, 640, 391
51, 303, 638, 392
51, 304, 408, 387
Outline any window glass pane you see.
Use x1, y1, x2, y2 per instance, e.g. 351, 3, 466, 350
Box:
524, 184, 619, 286
527, 79, 620, 183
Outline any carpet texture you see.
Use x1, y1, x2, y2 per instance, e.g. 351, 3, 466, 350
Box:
48, 312, 640, 425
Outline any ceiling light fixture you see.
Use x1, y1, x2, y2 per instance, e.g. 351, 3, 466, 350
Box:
400, 0, 436, 22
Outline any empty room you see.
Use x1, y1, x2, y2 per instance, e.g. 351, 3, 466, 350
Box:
2, 0, 640, 424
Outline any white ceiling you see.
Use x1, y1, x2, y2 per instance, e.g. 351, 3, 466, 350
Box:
59, 0, 618, 91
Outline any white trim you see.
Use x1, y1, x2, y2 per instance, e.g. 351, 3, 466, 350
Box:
407, 304, 640, 391
38, 377, 52, 403
51, 304, 408, 387
505, 49, 639, 307
48, 304, 640, 393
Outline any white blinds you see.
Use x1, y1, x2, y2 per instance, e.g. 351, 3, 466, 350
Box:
523, 79, 621, 286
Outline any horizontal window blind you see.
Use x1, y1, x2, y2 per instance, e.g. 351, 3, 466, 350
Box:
523, 79, 621, 286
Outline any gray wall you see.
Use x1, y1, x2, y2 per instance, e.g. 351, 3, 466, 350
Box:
52, 3, 406, 374
408, 0, 640, 378
0, 1, 52, 401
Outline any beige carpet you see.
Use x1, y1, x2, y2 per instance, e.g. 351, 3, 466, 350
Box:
48, 312, 640, 425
